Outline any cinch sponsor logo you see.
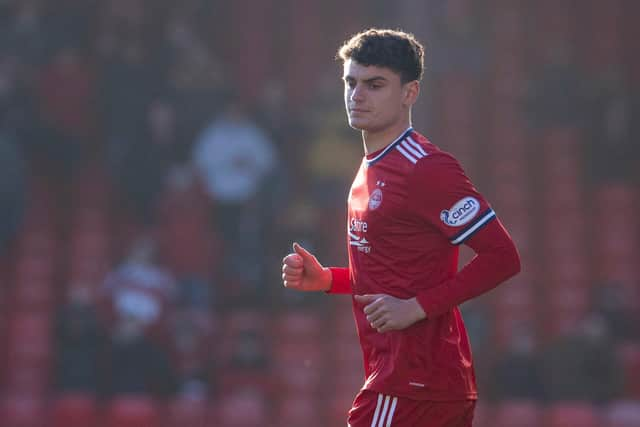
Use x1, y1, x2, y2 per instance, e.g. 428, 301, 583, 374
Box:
440, 197, 480, 227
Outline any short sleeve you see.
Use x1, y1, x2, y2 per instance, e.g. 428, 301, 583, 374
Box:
407, 153, 496, 245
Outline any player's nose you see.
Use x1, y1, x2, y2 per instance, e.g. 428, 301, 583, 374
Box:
350, 84, 366, 102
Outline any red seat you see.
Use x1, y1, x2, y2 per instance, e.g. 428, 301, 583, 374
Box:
273, 361, 322, 394
6, 312, 51, 363
0, 394, 46, 427
494, 400, 542, 427
275, 394, 322, 427
326, 392, 354, 427
12, 278, 55, 311
604, 401, 640, 427
472, 401, 491, 427
165, 396, 209, 427
215, 387, 270, 427
617, 343, 640, 398
546, 402, 600, 427
104, 396, 159, 427
14, 255, 55, 283
274, 311, 323, 341
50, 394, 98, 427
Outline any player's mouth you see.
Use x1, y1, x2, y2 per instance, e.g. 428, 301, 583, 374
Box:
349, 108, 369, 114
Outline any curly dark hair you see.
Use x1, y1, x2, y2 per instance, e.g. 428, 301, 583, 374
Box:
337, 28, 425, 83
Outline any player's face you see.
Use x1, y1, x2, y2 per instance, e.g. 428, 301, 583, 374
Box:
343, 59, 416, 133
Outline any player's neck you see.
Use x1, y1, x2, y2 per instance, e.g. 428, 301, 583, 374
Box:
362, 120, 412, 155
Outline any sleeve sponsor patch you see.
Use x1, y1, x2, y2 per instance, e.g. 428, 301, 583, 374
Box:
440, 197, 480, 227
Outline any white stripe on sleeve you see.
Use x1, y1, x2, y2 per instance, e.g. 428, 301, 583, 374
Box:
451, 210, 496, 245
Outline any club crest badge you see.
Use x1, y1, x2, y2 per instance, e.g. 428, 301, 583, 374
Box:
368, 188, 383, 210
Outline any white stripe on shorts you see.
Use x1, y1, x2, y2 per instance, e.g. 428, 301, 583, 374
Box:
370, 394, 384, 427
386, 397, 398, 427
377, 396, 391, 427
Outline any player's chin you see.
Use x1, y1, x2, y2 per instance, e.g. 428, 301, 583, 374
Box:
348, 117, 368, 130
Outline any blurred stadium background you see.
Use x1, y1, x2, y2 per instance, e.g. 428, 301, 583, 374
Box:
0, 0, 639, 426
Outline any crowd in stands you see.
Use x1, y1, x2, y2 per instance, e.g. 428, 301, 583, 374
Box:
0, 0, 638, 426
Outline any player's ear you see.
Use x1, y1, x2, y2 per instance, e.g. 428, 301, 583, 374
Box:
403, 80, 420, 107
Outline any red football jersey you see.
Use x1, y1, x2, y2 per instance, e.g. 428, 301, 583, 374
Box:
343, 128, 499, 401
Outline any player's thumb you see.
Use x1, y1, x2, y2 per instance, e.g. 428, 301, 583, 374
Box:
292, 242, 315, 264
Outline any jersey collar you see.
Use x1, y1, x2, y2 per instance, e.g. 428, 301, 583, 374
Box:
365, 127, 414, 166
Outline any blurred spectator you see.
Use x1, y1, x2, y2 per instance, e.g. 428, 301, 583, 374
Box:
593, 283, 639, 342
0, 132, 25, 251
192, 97, 277, 217
541, 312, 622, 403
36, 45, 96, 177
163, 5, 227, 141
102, 235, 177, 336
427, 0, 487, 75
99, 39, 160, 176
167, 307, 215, 397
228, 328, 269, 371
490, 328, 544, 401
103, 313, 176, 397
115, 96, 182, 225
38, 45, 96, 141
0, 0, 48, 68
156, 166, 221, 280
192, 97, 278, 288
524, 44, 587, 129
0, 53, 38, 143
584, 68, 637, 183
54, 285, 105, 393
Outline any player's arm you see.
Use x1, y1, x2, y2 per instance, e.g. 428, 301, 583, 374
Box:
415, 216, 520, 318
281, 243, 351, 293
409, 153, 521, 318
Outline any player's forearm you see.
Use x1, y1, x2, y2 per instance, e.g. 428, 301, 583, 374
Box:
416, 220, 521, 318
326, 267, 352, 294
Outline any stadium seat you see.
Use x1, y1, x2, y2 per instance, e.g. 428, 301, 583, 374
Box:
494, 400, 542, 427
6, 312, 51, 362
14, 254, 55, 283
326, 392, 355, 427
165, 396, 209, 427
104, 395, 160, 427
0, 394, 46, 427
472, 401, 490, 427
50, 394, 98, 427
275, 394, 323, 427
546, 402, 600, 427
274, 310, 323, 341
214, 386, 270, 427
273, 360, 322, 394
604, 401, 640, 427
617, 343, 640, 398
4, 362, 50, 395
12, 278, 54, 311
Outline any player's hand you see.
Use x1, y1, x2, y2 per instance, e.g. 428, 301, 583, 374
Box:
355, 294, 427, 333
282, 242, 332, 292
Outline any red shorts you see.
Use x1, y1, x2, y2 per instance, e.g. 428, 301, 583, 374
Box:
347, 390, 476, 427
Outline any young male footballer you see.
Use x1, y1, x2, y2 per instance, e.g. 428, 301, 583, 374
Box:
282, 28, 520, 427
